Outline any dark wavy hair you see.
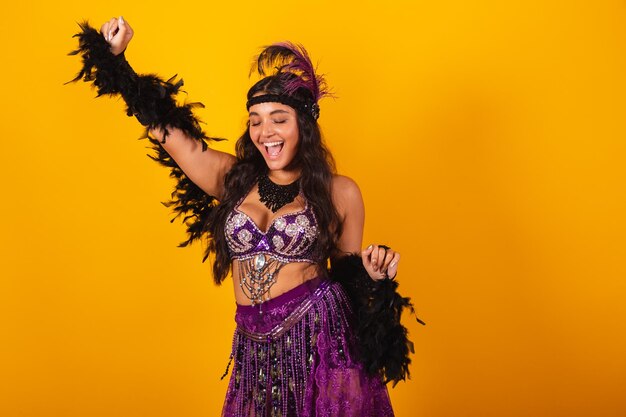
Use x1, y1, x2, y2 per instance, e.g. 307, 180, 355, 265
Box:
206, 74, 342, 284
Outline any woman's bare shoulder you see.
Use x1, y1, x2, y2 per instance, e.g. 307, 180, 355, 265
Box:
331, 175, 364, 215
332, 174, 360, 194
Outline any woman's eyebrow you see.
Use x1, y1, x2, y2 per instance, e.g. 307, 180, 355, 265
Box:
248, 109, 290, 117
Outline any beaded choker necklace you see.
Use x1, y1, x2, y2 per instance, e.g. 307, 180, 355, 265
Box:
258, 174, 300, 213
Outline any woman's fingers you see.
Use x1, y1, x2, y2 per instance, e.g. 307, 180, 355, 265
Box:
361, 244, 377, 276
380, 248, 395, 273
371, 246, 381, 272
107, 18, 119, 42
361, 244, 374, 267
99, 17, 130, 40
370, 245, 380, 271
99, 17, 117, 42
120, 16, 134, 39
362, 244, 400, 280
385, 252, 400, 279
362, 244, 385, 278
112, 17, 133, 55
100, 21, 110, 40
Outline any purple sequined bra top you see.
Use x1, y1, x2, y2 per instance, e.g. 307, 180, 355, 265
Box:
225, 196, 322, 264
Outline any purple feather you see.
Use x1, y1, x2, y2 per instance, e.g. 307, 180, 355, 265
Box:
252, 42, 331, 102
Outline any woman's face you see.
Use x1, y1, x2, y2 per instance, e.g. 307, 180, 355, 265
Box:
248, 101, 300, 172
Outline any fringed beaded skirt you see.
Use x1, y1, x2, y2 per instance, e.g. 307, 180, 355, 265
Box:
222, 277, 394, 417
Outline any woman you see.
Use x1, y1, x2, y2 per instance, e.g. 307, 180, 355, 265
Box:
68, 16, 421, 417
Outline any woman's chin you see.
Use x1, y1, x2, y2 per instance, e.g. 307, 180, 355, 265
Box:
263, 154, 293, 171
265, 160, 287, 171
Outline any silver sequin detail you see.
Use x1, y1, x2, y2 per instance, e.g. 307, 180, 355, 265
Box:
238, 229, 252, 243
285, 223, 299, 237
226, 213, 247, 235
295, 215, 309, 227
272, 235, 285, 250
234, 213, 247, 227
274, 217, 287, 231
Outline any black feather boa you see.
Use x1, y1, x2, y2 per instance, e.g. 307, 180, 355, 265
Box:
66, 21, 222, 250
330, 254, 425, 386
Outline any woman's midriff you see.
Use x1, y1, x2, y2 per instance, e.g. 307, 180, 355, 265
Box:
231, 260, 325, 306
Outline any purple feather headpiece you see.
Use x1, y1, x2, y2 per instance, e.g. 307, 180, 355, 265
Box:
246, 42, 331, 120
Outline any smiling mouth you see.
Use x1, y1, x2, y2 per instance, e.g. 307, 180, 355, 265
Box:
264, 141, 284, 157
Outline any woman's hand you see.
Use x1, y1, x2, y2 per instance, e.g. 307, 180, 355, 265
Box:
361, 244, 400, 281
100, 16, 134, 56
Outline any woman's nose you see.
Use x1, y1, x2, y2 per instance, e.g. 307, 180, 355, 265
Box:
262, 122, 275, 138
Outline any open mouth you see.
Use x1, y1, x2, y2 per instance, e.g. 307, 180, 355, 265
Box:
263, 141, 284, 158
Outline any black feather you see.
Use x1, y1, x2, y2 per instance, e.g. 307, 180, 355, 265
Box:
251, 44, 296, 77
330, 254, 425, 386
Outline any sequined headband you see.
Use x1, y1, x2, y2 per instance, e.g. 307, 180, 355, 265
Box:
246, 94, 320, 120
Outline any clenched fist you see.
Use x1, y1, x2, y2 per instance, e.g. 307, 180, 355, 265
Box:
100, 16, 134, 56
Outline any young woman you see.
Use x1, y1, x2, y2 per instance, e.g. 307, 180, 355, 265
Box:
68, 16, 421, 417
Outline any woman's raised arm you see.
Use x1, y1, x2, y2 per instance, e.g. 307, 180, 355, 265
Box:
149, 126, 235, 199
102, 17, 236, 197
67, 17, 235, 245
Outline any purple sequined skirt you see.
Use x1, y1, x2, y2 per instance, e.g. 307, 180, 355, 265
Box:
222, 277, 394, 417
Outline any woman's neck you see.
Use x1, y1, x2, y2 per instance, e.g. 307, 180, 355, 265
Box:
267, 169, 301, 185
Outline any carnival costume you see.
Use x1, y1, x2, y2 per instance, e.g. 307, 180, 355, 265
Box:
67, 21, 424, 417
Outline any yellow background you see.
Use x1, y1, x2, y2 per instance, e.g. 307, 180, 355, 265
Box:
1, 0, 625, 416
